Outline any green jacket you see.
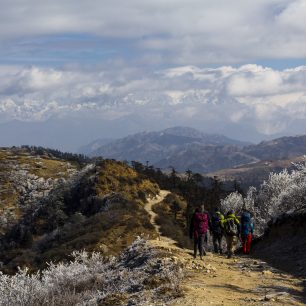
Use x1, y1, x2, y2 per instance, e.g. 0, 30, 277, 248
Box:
222, 214, 240, 235
216, 211, 225, 228
216, 211, 224, 220
223, 214, 240, 225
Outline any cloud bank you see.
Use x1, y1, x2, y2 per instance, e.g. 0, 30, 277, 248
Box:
1, 64, 306, 144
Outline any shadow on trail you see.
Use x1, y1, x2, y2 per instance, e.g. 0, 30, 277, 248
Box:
251, 251, 306, 304
209, 283, 254, 295
251, 213, 306, 304
252, 235, 306, 304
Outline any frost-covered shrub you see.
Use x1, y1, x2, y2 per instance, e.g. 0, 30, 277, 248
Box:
220, 191, 244, 215
254, 164, 306, 233
221, 159, 306, 236
0, 238, 183, 306
258, 167, 306, 215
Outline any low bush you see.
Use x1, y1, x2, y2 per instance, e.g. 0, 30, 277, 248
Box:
0, 238, 183, 306
153, 197, 192, 249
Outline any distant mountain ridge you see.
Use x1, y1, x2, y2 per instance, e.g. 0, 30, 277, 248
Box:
208, 155, 306, 190
80, 127, 306, 174
243, 134, 306, 160
80, 127, 254, 173
78, 138, 114, 155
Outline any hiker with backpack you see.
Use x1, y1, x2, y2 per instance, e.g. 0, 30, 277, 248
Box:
222, 210, 240, 259
240, 210, 254, 255
210, 207, 224, 254
189, 205, 210, 259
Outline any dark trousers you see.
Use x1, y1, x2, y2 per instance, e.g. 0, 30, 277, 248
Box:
194, 233, 207, 257
212, 232, 223, 253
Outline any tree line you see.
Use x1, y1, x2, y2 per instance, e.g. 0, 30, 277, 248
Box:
130, 160, 242, 226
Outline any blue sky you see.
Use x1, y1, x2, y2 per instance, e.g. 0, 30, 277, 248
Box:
1, 0, 306, 150
2, 32, 306, 69
0, 34, 122, 66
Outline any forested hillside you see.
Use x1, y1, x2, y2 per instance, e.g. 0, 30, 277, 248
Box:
0, 147, 81, 236
0, 149, 160, 272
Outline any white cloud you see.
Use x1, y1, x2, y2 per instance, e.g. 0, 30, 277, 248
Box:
18, 67, 63, 90
276, 0, 306, 32
227, 67, 283, 96
254, 103, 289, 135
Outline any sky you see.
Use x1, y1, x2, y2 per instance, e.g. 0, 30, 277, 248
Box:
1, 0, 306, 151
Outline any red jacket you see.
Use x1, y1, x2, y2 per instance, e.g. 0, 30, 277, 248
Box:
190, 212, 209, 238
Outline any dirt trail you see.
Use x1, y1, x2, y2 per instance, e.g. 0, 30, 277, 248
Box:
145, 190, 175, 243
145, 191, 306, 306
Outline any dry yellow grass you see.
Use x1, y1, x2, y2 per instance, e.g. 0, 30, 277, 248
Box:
17, 156, 75, 179
96, 160, 159, 202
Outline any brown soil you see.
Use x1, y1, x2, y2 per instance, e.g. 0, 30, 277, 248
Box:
145, 191, 306, 306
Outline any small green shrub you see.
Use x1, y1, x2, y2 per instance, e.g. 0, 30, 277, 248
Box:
153, 198, 192, 249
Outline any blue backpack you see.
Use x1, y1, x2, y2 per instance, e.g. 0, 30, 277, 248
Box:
211, 213, 222, 234
241, 212, 253, 236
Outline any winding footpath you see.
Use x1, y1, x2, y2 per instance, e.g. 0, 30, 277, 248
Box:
145, 190, 169, 235
145, 190, 306, 306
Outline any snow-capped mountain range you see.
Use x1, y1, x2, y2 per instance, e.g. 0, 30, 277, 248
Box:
1, 64, 306, 151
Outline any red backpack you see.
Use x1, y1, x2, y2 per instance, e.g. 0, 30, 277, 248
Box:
193, 212, 209, 236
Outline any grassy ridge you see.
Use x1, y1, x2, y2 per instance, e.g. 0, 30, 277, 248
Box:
96, 160, 159, 202
0, 157, 160, 273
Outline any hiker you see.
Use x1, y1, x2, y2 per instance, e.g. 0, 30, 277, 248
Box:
210, 207, 224, 254
222, 210, 240, 259
189, 205, 210, 259
240, 210, 254, 255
